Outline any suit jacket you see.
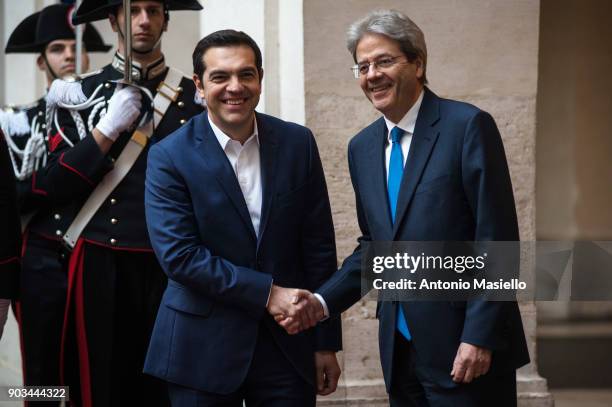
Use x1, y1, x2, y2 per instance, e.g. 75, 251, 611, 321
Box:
318, 88, 530, 390
143, 112, 342, 394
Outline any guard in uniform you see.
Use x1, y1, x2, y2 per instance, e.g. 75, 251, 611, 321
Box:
0, 5, 111, 405
0, 130, 20, 340
44, 1, 203, 406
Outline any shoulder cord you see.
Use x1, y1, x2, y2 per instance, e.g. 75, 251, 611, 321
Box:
2, 115, 47, 180
47, 82, 154, 147
46, 83, 106, 148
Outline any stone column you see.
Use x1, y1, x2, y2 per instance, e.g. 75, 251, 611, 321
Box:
303, 1, 553, 405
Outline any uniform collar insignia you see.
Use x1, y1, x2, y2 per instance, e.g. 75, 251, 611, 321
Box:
112, 52, 166, 82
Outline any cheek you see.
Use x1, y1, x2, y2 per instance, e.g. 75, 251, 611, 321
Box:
359, 79, 369, 93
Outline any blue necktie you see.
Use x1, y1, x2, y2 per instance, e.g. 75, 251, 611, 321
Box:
388, 126, 411, 341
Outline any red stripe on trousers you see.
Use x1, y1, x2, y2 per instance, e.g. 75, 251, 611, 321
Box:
59, 239, 92, 407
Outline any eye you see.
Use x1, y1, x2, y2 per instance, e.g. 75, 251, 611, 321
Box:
240, 71, 256, 79
358, 63, 370, 75
209, 74, 227, 83
376, 58, 395, 68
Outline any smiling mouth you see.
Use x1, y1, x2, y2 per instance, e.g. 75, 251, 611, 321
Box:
223, 98, 248, 105
370, 84, 391, 93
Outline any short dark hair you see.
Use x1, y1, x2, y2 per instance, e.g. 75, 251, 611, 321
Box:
192, 29, 263, 82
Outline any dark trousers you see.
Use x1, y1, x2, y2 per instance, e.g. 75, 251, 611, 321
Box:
64, 242, 169, 407
389, 334, 517, 407
167, 325, 316, 407
18, 234, 66, 407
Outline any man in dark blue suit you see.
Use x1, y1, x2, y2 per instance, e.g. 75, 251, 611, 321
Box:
143, 30, 342, 406
279, 9, 530, 407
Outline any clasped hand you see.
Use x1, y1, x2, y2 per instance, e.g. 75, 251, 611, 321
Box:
266, 284, 324, 334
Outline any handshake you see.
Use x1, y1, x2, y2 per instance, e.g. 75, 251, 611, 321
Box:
266, 285, 325, 334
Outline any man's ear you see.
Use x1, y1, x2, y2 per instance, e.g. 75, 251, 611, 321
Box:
109, 13, 118, 33
192, 74, 205, 97
259, 68, 264, 84
415, 58, 424, 79
36, 54, 45, 72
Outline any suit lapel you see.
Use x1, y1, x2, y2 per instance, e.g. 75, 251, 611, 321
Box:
196, 114, 257, 240
392, 89, 440, 238
363, 118, 394, 239
256, 113, 279, 248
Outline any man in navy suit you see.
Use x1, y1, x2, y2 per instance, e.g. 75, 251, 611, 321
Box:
143, 30, 342, 406
279, 9, 530, 407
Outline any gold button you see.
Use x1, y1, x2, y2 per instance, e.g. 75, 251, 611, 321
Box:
180, 119, 186, 124
38, 111, 44, 116
42, 124, 46, 129
105, 82, 111, 89
177, 101, 185, 108
177, 86, 183, 93
55, 230, 62, 236
54, 213, 61, 220
110, 238, 117, 245
111, 218, 118, 225
110, 198, 117, 205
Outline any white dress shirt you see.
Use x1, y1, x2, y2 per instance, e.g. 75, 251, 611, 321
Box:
208, 115, 263, 237
315, 89, 424, 318
383, 89, 424, 180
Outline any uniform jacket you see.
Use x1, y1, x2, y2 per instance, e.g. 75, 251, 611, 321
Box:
0, 131, 21, 298
43, 61, 203, 249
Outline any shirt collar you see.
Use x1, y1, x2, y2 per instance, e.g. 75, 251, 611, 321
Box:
208, 114, 259, 151
384, 88, 424, 139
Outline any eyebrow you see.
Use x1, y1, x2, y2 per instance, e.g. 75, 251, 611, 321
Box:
208, 66, 258, 76
357, 53, 394, 64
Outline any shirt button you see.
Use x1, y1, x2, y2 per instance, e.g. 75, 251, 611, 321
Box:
111, 218, 118, 225
110, 198, 117, 205
110, 238, 117, 245
54, 213, 61, 220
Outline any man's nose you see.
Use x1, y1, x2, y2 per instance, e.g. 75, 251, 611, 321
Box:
64, 47, 75, 60
134, 9, 151, 26
365, 63, 382, 80
226, 76, 244, 92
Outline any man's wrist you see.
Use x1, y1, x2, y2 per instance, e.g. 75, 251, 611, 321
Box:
313, 293, 329, 321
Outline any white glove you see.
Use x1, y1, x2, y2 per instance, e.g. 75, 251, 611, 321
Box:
0, 298, 10, 340
46, 78, 87, 108
96, 86, 142, 141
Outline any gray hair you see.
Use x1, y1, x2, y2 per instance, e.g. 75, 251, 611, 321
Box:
347, 9, 428, 84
